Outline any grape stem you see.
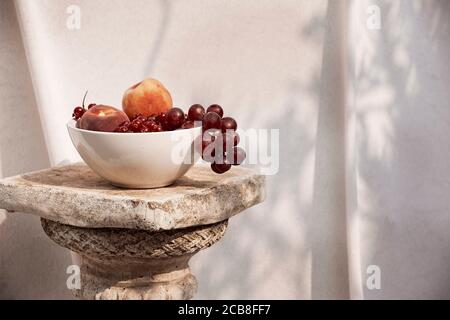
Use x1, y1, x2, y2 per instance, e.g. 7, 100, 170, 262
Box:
82, 90, 88, 109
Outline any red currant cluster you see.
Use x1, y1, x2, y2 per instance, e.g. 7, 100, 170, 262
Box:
112, 107, 195, 133
114, 115, 163, 133
72, 91, 96, 120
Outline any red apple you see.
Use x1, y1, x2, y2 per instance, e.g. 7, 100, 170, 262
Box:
122, 78, 172, 119
79, 105, 129, 132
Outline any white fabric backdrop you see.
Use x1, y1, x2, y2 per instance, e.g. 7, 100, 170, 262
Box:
1, 0, 449, 299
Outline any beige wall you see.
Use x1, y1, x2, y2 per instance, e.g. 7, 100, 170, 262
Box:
0, 0, 72, 299
3, 0, 327, 299
1, 0, 450, 299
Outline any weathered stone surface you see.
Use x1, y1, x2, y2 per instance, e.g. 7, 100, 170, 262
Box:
0, 163, 265, 231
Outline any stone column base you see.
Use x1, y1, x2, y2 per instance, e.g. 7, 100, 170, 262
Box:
41, 218, 228, 300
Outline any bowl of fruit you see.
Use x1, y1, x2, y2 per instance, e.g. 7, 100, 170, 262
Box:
68, 78, 246, 189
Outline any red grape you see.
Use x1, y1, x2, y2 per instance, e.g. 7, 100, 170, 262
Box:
202, 144, 215, 163
211, 162, 231, 174
207, 104, 223, 118
223, 131, 240, 151
229, 146, 246, 165
221, 117, 237, 132
202, 128, 221, 162
203, 112, 221, 130
188, 104, 205, 121
203, 128, 222, 145
167, 107, 185, 130
181, 121, 194, 129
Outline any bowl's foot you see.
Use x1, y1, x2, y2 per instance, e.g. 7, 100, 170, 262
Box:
109, 180, 175, 189
41, 218, 228, 300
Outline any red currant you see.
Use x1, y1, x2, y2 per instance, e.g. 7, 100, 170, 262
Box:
156, 112, 169, 130
143, 120, 155, 127
130, 114, 141, 121
72, 106, 85, 120
129, 119, 142, 132
136, 115, 147, 122
148, 121, 160, 132
115, 125, 129, 133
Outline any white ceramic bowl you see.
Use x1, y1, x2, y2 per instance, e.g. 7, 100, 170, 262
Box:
67, 121, 202, 188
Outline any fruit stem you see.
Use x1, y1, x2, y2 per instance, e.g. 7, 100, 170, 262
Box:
82, 90, 88, 109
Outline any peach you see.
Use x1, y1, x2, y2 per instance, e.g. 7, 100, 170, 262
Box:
79, 105, 129, 132
122, 78, 172, 119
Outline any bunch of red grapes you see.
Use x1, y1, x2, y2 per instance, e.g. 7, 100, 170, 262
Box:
193, 104, 246, 174
72, 103, 246, 174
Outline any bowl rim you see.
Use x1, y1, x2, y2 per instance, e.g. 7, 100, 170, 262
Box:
67, 120, 202, 136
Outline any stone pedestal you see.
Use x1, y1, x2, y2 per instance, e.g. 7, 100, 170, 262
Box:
0, 164, 264, 300
41, 218, 228, 299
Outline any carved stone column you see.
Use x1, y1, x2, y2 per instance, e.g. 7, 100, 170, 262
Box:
0, 164, 265, 300
41, 218, 228, 299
